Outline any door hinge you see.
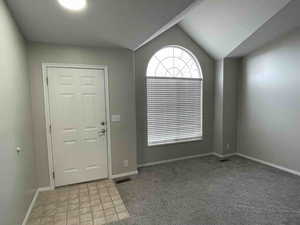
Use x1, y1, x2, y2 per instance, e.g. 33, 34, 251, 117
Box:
52, 171, 55, 180
46, 76, 49, 86
49, 124, 52, 133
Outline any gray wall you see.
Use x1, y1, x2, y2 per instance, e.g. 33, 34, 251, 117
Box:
135, 25, 215, 164
238, 29, 300, 172
0, 1, 37, 224
27, 43, 137, 187
213, 60, 224, 154
213, 58, 239, 155
223, 58, 239, 154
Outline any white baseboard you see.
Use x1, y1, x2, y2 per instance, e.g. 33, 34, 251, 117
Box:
111, 170, 138, 179
212, 152, 237, 158
137, 151, 300, 177
21, 189, 39, 225
38, 186, 54, 192
236, 153, 300, 177
22, 186, 52, 225
138, 152, 212, 168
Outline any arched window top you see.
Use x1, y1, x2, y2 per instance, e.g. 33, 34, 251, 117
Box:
146, 46, 202, 79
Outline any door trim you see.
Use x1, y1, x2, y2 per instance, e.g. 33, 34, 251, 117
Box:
42, 63, 112, 188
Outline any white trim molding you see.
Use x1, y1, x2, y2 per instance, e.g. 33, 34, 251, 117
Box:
22, 187, 52, 225
213, 152, 300, 176
212, 152, 237, 158
138, 152, 300, 177
138, 153, 212, 168
22, 189, 39, 225
38, 186, 54, 192
236, 153, 300, 177
111, 170, 138, 179
42, 63, 112, 188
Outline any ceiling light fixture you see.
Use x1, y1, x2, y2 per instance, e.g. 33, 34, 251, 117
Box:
58, 0, 87, 11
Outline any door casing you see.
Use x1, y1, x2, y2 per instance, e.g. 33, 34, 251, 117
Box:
42, 63, 112, 189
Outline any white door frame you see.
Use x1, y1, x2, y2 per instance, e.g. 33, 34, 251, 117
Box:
42, 63, 112, 189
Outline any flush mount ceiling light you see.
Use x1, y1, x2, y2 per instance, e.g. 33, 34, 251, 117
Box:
58, 0, 87, 11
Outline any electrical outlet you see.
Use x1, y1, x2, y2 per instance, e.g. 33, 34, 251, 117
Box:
123, 160, 129, 168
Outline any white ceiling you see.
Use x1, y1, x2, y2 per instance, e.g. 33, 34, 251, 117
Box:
7, 0, 300, 57
179, 0, 291, 59
229, 0, 300, 57
6, 0, 196, 49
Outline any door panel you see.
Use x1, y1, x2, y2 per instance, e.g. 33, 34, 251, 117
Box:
47, 67, 108, 187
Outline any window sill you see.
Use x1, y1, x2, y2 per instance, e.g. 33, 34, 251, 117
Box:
148, 137, 203, 147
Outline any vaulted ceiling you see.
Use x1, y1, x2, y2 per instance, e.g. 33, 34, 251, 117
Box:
229, 0, 300, 57
6, 0, 300, 58
6, 0, 196, 49
180, 0, 293, 59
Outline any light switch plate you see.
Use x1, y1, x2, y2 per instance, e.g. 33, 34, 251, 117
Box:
111, 114, 121, 122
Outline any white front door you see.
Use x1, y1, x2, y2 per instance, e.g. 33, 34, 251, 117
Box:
47, 66, 108, 187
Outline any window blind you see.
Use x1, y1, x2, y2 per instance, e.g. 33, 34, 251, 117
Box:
147, 77, 202, 146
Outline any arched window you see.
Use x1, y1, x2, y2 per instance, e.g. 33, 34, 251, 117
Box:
146, 46, 203, 146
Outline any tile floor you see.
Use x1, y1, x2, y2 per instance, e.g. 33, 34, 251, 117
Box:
27, 180, 129, 225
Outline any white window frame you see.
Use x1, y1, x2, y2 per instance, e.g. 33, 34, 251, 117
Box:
146, 45, 203, 147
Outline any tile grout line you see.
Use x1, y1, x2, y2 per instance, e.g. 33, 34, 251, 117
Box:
26, 180, 129, 225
